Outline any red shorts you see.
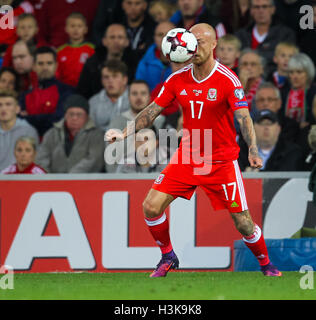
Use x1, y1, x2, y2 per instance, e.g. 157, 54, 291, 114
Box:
152, 159, 248, 213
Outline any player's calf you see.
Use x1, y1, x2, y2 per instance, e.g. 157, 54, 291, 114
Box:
231, 210, 282, 277
230, 210, 255, 236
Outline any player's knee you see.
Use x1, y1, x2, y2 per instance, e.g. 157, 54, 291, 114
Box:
142, 199, 161, 218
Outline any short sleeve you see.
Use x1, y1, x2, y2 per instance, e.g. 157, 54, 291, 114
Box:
154, 77, 176, 108
227, 84, 249, 111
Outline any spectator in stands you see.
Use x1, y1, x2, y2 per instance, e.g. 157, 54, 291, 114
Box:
220, 0, 251, 33
12, 40, 37, 93
115, 127, 167, 173
149, 0, 176, 23
14, 13, 38, 43
109, 79, 165, 131
0, 0, 34, 47
107, 79, 165, 173
89, 60, 129, 132
35, 0, 100, 48
2, 13, 45, 68
235, 0, 296, 76
1, 136, 46, 174
254, 82, 299, 142
171, 0, 226, 38
238, 49, 265, 111
0, 90, 38, 171
135, 21, 174, 91
267, 42, 299, 89
116, 0, 156, 60
216, 34, 241, 73
36, 94, 105, 173
56, 12, 95, 88
238, 109, 303, 171
0, 67, 19, 92
281, 53, 316, 129
19, 46, 74, 136
77, 23, 136, 99
281, 53, 316, 168
110, 80, 152, 130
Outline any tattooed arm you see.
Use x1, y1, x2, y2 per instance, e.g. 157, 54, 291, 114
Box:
124, 102, 164, 138
105, 102, 164, 142
234, 108, 263, 169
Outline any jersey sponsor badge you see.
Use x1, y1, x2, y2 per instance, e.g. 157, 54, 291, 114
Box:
207, 88, 217, 101
154, 174, 165, 184
234, 88, 245, 100
234, 101, 248, 108
193, 89, 202, 96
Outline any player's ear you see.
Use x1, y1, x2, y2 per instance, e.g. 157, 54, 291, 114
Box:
212, 40, 217, 51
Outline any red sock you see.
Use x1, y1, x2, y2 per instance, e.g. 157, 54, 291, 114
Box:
145, 212, 173, 254
243, 224, 270, 266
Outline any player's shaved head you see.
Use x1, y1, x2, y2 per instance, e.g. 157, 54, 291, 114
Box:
190, 23, 216, 42
190, 23, 217, 67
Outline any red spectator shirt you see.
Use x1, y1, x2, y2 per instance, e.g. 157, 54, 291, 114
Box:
2, 162, 46, 174
56, 42, 95, 87
154, 61, 249, 163
0, 1, 34, 46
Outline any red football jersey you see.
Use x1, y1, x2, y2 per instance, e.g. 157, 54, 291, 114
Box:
154, 61, 249, 163
56, 43, 95, 87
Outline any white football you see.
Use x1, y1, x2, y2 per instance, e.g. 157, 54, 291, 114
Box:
161, 28, 198, 63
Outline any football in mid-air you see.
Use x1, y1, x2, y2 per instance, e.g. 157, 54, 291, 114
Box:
161, 28, 198, 63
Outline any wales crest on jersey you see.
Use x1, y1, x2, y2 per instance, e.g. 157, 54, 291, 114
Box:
207, 88, 217, 101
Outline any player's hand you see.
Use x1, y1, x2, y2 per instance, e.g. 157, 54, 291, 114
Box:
249, 155, 263, 169
248, 146, 263, 169
105, 129, 125, 143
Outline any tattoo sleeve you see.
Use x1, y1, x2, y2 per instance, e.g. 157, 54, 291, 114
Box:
234, 108, 259, 157
123, 102, 164, 138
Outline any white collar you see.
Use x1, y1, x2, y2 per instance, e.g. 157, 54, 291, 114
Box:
191, 60, 219, 84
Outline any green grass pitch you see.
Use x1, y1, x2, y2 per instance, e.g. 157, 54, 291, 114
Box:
0, 271, 315, 300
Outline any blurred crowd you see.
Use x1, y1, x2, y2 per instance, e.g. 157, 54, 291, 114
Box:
0, 0, 316, 174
